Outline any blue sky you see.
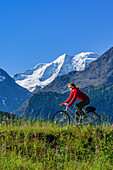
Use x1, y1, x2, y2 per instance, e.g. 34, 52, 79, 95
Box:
0, 0, 113, 75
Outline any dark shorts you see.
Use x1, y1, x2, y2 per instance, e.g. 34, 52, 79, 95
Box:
74, 99, 90, 115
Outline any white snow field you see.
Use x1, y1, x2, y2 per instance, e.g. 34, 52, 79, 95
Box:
13, 52, 99, 92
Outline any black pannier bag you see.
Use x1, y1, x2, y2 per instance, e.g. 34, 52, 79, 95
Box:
85, 106, 96, 113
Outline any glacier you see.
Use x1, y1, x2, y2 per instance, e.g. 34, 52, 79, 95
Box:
13, 52, 99, 92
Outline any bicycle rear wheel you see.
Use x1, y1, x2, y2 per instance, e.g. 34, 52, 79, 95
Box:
81, 111, 101, 127
52, 110, 70, 126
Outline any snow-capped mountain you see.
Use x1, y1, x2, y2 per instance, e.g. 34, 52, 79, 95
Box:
13, 52, 99, 92
0, 68, 32, 112
41, 47, 113, 93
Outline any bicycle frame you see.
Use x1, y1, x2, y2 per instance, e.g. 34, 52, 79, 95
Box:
64, 105, 81, 121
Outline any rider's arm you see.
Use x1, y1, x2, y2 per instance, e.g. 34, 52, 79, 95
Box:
63, 92, 73, 104
68, 90, 77, 106
68, 97, 76, 106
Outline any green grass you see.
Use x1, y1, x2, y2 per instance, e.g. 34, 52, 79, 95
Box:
0, 117, 113, 170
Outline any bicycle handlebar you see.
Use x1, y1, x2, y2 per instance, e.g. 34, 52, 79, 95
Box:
63, 103, 73, 107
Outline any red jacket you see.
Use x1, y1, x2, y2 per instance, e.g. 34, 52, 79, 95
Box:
63, 88, 89, 106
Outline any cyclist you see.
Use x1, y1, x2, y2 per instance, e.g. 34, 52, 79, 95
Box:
60, 83, 90, 118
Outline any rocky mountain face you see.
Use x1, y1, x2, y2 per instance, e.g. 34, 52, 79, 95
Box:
0, 68, 32, 112
41, 47, 113, 93
13, 52, 99, 92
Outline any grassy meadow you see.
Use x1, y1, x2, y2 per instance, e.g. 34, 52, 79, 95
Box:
0, 114, 113, 170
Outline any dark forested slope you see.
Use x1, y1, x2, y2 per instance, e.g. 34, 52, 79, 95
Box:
22, 85, 113, 122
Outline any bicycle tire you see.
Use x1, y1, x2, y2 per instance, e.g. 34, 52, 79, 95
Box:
81, 111, 101, 127
52, 110, 70, 126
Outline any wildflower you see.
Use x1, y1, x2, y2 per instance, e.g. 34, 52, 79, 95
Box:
3, 115, 5, 118
24, 141, 27, 146
112, 124, 113, 127
78, 165, 80, 168
93, 126, 95, 130
1, 133, 4, 136
95, 145, 98, 150
6, 117, 9, 127
4, 150, 6, 153
10, 112, 12, 115
97, 153, 100, 156
43, 125, 45, 130
2, 143, 5, 147
1, 153, 3, 156
15, 116, 17, 123
112, 147, 113, 149
65, 146, 68, 150
34, 133, 37, 137
24, 123, 27, 129
35, 152, 37, 155
18, 143, 20, 145
56, 148, 59, 155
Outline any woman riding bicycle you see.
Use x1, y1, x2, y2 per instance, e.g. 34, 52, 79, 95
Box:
60, 83, 90, 117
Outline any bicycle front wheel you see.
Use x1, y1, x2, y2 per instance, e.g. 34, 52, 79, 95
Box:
82, 111, 101, 127
52, 110, 70, 126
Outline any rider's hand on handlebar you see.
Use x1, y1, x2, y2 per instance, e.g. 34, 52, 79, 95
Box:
65, 103, 69, 107
60, 103, 69, 107
60, 103, 65, 106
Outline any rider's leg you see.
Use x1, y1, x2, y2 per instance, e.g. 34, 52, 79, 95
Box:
75, 110, 79, 122
74, 99, 90, 116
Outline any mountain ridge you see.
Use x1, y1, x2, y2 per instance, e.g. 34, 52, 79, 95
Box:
41, 47, 113, 93
13, 52, 99, 92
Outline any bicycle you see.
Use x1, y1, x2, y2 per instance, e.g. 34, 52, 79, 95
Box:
52, 104, 101, 126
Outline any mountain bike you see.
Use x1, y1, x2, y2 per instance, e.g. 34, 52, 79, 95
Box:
52, 104, 101, 126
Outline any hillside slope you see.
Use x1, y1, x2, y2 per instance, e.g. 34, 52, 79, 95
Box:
0, 68, 32, 112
